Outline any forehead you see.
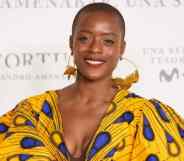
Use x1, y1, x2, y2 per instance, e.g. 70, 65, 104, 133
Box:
74, 11, 122, 35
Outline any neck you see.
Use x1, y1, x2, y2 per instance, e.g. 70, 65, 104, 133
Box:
73, 74, 119, 104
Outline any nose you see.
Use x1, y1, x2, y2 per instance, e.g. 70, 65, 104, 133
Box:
89, 38, 102, 53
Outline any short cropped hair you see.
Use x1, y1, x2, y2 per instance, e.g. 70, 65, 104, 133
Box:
72, 2, 126, 39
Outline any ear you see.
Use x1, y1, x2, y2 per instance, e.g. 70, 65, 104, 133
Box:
69, 35, 73, 55
120, 40, 126, 58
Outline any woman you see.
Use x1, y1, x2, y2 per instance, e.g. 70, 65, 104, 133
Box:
0, 2, 184, 161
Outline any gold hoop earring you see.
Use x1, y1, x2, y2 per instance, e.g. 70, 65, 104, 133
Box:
112, 57, 139, 90
63, 54, 77, 80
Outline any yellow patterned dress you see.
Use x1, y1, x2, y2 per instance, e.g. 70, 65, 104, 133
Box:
0, 89, 184, 161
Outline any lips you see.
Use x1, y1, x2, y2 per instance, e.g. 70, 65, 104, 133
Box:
84, 58, 106, 66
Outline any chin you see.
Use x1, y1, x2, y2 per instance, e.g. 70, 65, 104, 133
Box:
80, 71, 111, 82
86, 76, 103, 81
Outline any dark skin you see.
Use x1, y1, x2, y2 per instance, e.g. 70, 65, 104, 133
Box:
56, 11, 126, 160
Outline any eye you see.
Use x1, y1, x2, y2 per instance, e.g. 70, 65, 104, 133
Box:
78, 36, 88, 43
104, 39, 115, 45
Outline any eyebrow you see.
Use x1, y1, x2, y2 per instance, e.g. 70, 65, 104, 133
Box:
78, 30, 118, 37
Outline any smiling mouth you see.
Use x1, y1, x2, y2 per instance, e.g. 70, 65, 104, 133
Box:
84, 58, 105, 66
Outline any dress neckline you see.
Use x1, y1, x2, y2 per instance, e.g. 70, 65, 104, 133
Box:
48, 87, 128, 160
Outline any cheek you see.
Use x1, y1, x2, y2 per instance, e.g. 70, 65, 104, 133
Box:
72, 45, 86, 63
104, 47, 121, 68
103, 46, 120, 59
73, 40, 89, 52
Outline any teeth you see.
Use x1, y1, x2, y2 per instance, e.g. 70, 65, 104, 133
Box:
85, 59, 104, 65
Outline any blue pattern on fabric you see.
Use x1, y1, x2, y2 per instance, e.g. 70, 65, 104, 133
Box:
58, 142, 68, 158
0, 123, 9, 133
143, 114, 155, 141
177, 124, 184, 138
165, 131, 174, 143
164, 130, 180, 156
146, 154, 159, 161
114, 111, 134, 124
21, 137, 43, 149
104, 147, 117, 158
25, 120, 35, 127
19, 154, 32, 161
87, 132, 111, 160
150, 99, 170, 122
42, 101, 53, 118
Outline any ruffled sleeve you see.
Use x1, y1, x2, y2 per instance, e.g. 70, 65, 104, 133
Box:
130, 98, 184, 161
0, 92, 69, 161
0, 99, 36, 141
0, 98, 56, 161
0, 107, 17, 142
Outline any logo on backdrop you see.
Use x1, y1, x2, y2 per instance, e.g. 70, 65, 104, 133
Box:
143, 46, 184, 82
0, 52, 66, 68
0, 0, 183, 8
159, 68, 179, 82
0, 52, 69, 80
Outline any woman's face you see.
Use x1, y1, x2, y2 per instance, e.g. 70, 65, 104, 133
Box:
70, 11, 126, 81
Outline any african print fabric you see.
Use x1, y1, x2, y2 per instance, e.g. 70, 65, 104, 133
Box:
0, 89, 184, 161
